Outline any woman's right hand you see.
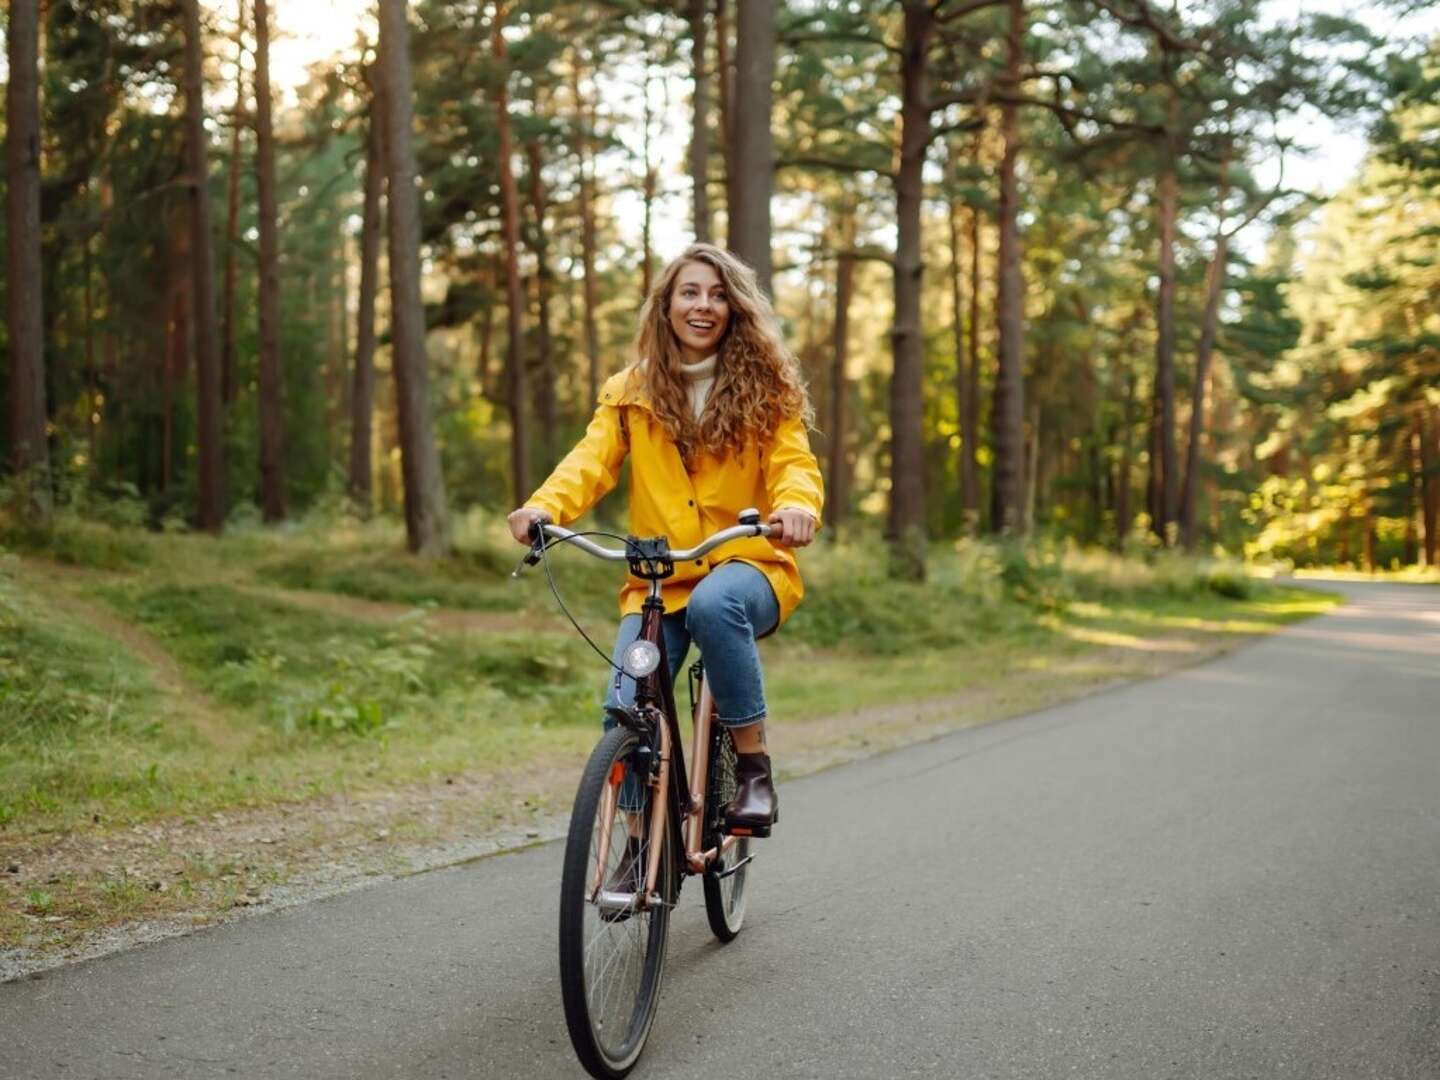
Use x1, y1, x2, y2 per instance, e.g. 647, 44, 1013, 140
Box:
507, 507, 552, 546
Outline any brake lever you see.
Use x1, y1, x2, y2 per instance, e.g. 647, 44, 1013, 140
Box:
511, 524, 548, 578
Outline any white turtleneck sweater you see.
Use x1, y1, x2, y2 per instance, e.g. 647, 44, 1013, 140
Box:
679, 353, 717, 419
677, 352, 813, 523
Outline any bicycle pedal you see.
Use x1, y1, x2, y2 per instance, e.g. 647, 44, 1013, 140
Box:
594, 890, 669, 919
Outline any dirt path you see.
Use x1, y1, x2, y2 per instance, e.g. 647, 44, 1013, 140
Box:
16, 559, 247, 752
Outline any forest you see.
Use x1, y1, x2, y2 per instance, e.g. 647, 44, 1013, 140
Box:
2, 0, 1438, 574
6, 0, 1440, 959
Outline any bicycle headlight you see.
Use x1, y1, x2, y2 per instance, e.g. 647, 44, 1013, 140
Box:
621, 639, 662, 678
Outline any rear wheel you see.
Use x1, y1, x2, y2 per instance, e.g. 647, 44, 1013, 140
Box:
558, 725, 673, 1079
702, 723, 750, 942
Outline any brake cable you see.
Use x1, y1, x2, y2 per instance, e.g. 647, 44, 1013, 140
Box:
519, 529, 638, 675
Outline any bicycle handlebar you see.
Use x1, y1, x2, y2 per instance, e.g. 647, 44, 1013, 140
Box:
533, 515, 773, 565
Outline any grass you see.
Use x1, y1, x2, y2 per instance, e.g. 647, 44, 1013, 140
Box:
0, 554, 178, 830
0, 512, 1341, 950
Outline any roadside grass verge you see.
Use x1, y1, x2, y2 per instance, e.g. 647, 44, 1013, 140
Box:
1, 519, 1339, 953
0, 556, 175, 829
765, 578, 1335, 733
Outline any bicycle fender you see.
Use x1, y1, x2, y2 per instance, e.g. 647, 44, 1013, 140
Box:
604, 704, 646, 731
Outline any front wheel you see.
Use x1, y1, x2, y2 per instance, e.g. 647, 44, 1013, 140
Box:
702, 723, 750, 942
558, 725, 673, 1079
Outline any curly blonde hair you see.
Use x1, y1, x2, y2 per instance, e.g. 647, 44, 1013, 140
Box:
630, 244, 812, 464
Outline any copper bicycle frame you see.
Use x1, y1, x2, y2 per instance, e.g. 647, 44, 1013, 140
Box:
587, 576, 740, 910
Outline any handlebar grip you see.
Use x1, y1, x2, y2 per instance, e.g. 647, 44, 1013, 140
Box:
521, 518, 551, 566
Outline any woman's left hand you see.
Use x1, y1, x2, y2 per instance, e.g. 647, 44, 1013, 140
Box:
768, 508, 817, 548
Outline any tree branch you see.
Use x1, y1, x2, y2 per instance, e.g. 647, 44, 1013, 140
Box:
935, 0, 1010, 26
1090, 0, 1202, 52
779, 247, 896, 274
780, 30, 900, 55
994, 93, 1166, 135
775, 155, 897, 181
931, 115, 987, 141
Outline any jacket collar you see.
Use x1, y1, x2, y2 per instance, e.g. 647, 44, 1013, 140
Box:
598, 365, 653, 410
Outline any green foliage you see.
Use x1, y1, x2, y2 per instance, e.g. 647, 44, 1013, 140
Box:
256, 510, 620, 620
99, 579, 599, 738
0, 515, 151, 571
0, 555, 179, 829
0, 557, 157, 741
0, 509, 1336, 859
785, 533, 1263, 654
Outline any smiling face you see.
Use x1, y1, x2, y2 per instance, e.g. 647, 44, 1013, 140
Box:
667, 260, 731, 363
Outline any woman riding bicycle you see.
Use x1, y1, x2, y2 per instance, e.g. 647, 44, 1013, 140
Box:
507, 242, 823, 835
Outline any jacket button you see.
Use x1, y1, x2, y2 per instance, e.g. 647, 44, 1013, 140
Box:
687, 499, 694, 506
696, 560, 703, 566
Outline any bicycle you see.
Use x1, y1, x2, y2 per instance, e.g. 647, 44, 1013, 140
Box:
514, 509, 774, 1079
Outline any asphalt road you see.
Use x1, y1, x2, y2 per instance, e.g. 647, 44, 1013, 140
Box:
4, 580, 1438, 1080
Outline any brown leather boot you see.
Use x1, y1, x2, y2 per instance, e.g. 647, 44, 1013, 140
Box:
723, 752, 778, 836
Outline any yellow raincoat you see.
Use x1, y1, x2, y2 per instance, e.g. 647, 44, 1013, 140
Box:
524, 367, 824, 624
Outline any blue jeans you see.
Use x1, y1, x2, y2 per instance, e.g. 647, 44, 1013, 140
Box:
603, 562, 779, 809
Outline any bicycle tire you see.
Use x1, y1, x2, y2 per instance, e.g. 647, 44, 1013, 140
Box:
559, 725, 673, 1079
701, 723, 750, 942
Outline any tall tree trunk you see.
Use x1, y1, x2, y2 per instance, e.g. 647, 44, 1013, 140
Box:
716, 0, 736, 246
1405, 423, 1420, 566
492, 3, 530, 507
965, 200, 983, 533
1180, 149, 1232, 550
731, 0, 774, 296
689, 0, 712, 243
641, 76, 656, 301
84, 212, 98, 465
181, 0, 227, 531
989, 0, 1026, 536
888, 1, 933, 579
350, 65, 386, 510
220, 0, 246, 408
254, 0, 286, 521
338, 224, 350, 360
7, 0, 51, 521
1151, 87, 1181, 545
1147, 397, 1162, 530
378, 0, 450, 554
1364, 503, 1377, 571
525, 137, 558, 474
1422, 405, 1439, 568
1116, 363, 1137, 549
162, 290, 185, 494
100, 175, 119, 484
948, 136, 981, 535
827, 205, 857, 538
570, 57, 601, 404
1024, 397, 1040, 531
